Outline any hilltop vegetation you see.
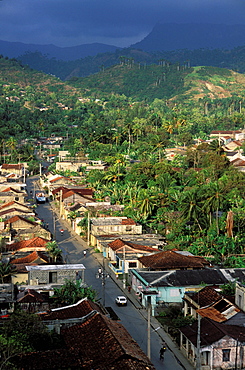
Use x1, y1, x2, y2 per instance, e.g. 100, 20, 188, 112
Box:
17, 45, 245, 81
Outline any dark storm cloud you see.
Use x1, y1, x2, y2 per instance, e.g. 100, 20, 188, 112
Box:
0, 0, 245, 47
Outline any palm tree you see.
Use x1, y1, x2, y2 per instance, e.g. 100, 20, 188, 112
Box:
180, 189, 203, 231
0, 261, 16, 283
202, 182, 226, 234
46, 241, 62, 263
6, 137, 17, 161
137, 189, 158, 219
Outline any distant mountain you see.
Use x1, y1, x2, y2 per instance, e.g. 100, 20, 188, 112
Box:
0, 40, 121, 61
132, 23, 245, 51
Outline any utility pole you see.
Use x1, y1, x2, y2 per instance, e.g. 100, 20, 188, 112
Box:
96, 259, 109, 306
59, 189, 62, 217
196, 314, 201, 370
87, 211, 90, 247
123, 245, 126, 289
147, 297, 151, 360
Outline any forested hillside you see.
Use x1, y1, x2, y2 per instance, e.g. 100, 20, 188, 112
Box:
0, 55, 245, 142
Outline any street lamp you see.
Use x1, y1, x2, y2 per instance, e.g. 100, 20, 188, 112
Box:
96, 265, 109, 306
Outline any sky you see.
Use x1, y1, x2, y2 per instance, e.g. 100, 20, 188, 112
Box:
0, 0, 245, 48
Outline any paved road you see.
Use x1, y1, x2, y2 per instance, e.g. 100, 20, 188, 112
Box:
26, 176, 193, 370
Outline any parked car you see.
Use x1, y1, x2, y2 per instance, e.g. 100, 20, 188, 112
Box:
115, 296, 127, 306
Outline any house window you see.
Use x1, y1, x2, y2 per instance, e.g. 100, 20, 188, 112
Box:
201, 351, 210, 366
182, 335, 187, 348
49, 272, 57, 283
126, 226, 132, 231
222, 349, 230, 362
238, 294, 242, 308
129, 262, 137, 268
15, 196, 19, 201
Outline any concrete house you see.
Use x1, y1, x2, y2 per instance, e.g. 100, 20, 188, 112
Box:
26, 264, 86, 286
180, 317, 245, 370
90, 217, 142, 246
106, 238, 158, 275
0, 189, 26, 204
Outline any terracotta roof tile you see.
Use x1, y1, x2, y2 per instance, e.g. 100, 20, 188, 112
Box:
40, 298, 102, 320
50, 176, 64, 183
108, 238, 157, 253
188, 286, 222, 307
2, 187, 23, 193
6, 237, 49, 251
14, 311, 155, 370
0, 201, 29, 210
1, 163, 23, 170
10, 251, 49, 264
138, 250, 209, 269
17, 289, 47, 303
62, 312, 154, 369
4, 215, 37, 226
121, 218, 136, 225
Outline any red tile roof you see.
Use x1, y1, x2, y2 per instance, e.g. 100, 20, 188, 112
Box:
1, 163, 23, 170
0, 208, 32, 217
187, 286, 222, 307
14, 311, 155, 369
6, 236, 49, 251
4, 215, 37, 226
40, 298, 102, 321
2, 187, 23, 193
121, 218, 136, 225
10, 251, 49, 264
138, 250, 209, 269
52, 186, 93, 197
108, 238, 157, 253
17, 289, 46, 303
62, 312, 154, 369
50, 176, 64, 183
0, 201, 29, 210
231, 158, 245, 166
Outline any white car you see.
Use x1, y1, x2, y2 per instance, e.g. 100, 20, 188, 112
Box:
115, 296, 127, 306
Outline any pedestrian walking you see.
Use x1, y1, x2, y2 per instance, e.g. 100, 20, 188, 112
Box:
60, 229, 64, 235
83, 250, 87, 257
159, 342, 166, 361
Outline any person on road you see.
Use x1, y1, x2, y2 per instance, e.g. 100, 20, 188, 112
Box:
159, 343, 166, 360
60, 229, 64, 235
83, 250, 87, 257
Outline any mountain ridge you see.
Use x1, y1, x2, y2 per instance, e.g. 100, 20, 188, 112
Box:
133, 23, 245, 51
0, 40, 121, 61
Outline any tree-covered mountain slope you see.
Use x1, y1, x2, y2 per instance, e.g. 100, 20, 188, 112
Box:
68, 63, 245, 103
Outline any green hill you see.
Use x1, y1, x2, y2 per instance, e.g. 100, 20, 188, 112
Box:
68, 63, 245, 103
